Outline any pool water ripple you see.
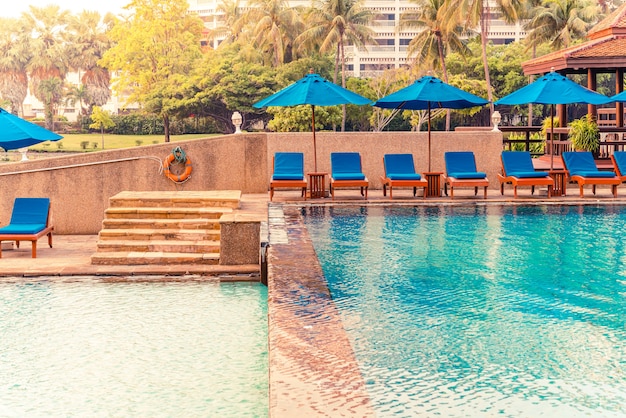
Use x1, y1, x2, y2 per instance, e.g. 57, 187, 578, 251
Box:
0, 281, 268, 417
303, 204, 626, 417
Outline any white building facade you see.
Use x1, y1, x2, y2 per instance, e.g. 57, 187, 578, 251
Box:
188, 0, 527, 77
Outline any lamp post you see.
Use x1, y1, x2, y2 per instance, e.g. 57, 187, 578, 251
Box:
231, 111, 242, 134
491, 111, 501, 132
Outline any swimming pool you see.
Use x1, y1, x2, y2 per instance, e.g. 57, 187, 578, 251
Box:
302, 204, 626, 417
0, 281, 267, 417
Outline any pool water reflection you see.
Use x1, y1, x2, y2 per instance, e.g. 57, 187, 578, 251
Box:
303, 204, 626, 417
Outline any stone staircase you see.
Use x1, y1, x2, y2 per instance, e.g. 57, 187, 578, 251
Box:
91, 191, 241, 265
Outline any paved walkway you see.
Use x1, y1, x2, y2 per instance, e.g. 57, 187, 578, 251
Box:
2, 188, 625, 280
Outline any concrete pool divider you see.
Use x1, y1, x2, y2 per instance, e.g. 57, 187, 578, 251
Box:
267, 204, 376, 417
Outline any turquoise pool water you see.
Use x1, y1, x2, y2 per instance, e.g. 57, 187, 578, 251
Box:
303, 205, 626, 417
0, 281, 268, 417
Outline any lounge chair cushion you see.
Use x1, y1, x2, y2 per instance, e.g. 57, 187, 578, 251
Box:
272, 152, 305, 180
501, 151, 549, 178
387, 172, 422, 180
332, 172, 366, 180
507, 171, 549, 178
571, 170, 616, 178
383, 154, 421, 180
447, 171, 487, 179
331, 152, 366, 180
0, 223, 48, 234
563, 151, 616, 177
614, 151, 626, 175
445, 152, 486, 179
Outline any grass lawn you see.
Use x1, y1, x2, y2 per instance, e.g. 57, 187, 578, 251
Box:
25, 133, 216, 153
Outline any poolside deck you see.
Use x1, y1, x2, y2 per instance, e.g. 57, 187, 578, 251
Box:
2, 186, 626, 280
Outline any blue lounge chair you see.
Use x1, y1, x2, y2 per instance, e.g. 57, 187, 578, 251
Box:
0, 198, 54, 258
611, 151, 626, 182
380, 154, 427, 199
562, 151, 620, 197
330, 152, 369, 200
498, 151, 554, 198
269, 152, 307, 201
444, 151, 490, 199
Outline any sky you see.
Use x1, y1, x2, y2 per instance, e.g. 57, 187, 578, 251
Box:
1, 0, 129, 18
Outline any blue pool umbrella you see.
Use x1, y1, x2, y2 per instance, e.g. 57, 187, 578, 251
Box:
609, 90, 626, 102
495, 70, 610, 169
373, 75, 489, 171
0, 107, 63, 151
253, 71, 371, 171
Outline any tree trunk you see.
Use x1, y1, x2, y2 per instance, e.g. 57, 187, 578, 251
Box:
163, 113, 171, 142
437, 34, 451, 131
341, 37, 346, 132
480, 8, 494, 116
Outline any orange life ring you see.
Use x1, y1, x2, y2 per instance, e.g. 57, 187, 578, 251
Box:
163, 152, 192, 183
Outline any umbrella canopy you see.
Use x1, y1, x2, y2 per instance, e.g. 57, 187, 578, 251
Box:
253, 72, 371, 171
0, 107, 63, 151
373, 75, 489, 171
609, 90, 626, 102
495, 70, 610, 169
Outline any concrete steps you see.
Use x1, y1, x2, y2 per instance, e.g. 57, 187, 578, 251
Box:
91, 191, 241, 266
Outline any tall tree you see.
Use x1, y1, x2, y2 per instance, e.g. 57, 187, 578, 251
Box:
37, 77, 64, 132
296, 0, 375, 130
524, 0, 599, 51
442, 0, 523, 115
0, 17, 31, 115
101, 0, 204, 142
23, 5, 70, 129
400, 0, 471, 129
67, 11, 114, 113
240, 0, 303, 67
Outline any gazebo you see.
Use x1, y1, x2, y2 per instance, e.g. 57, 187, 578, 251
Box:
521, 3, 626, 128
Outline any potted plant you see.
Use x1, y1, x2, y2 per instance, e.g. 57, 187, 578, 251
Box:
568, 114, 600, 153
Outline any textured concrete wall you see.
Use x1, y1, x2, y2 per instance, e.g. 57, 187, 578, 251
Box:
0, 130, 502, 234
0, 134, 265, 234
267, 131, 503, 190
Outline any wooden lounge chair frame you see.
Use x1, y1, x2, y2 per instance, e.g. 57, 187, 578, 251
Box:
562, 152, 620, 198
269, 153, 307, 201
380, 154, 427, 199
329, 152, 369, 200
497, 152, 554, 198
443, 152, 489, 199
0, 198, 54, 258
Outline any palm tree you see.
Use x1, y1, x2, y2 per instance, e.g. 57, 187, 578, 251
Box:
442, 0, 524, 115
524, 0, 599, 51
298, 0, 374, 87
37, 77, 64, 131
208, 0, 246, 47
400, 0, 471, 129
23, 5, 70, 128
66, 11, 113, 113
297, 0, 375, 130
0, 18, 31, 116
241, 0, 303, 67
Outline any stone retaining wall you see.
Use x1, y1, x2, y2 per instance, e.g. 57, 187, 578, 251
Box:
0, 131, 501, 234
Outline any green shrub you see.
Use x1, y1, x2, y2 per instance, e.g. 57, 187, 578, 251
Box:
569, 115, 599, 152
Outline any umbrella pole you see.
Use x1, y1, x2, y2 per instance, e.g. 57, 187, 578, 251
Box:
550, 104, 554, 171
312, 105, 317, 172
428, 102, 430, 172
